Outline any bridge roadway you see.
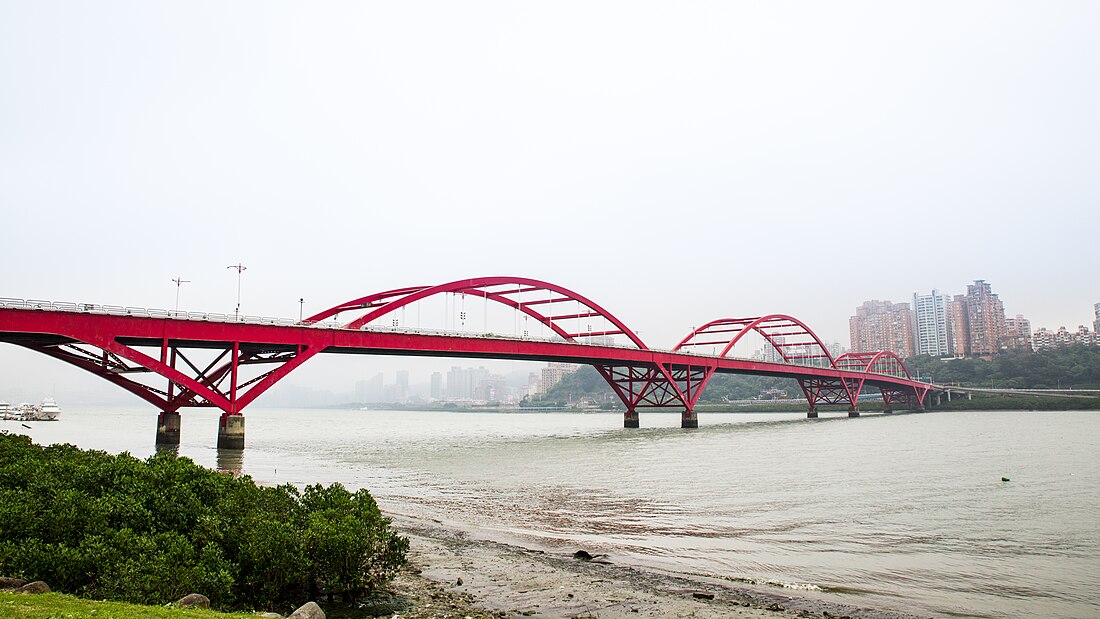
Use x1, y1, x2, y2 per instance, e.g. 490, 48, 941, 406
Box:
0, 279, 934, 450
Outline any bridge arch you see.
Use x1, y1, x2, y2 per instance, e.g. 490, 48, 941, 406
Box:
673, 314, 837, 368
834, 351, 912, 380
305, 276, 649, 349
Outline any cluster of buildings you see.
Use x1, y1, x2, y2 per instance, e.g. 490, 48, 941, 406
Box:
850, 281, 1100, 359
354, 361, 579, 406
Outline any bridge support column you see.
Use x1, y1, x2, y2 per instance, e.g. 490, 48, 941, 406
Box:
155, 411, 181, 447
848, 406, 860, 418
624, 409, 639, 428
217, 413, 245, 450
807, 406, 818, 419
883, 408, 893, 414
681, 409, 698, 429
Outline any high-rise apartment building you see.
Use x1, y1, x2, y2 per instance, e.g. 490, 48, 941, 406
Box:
963, 280, 1006, 356
1003, 315, 1033, 351
446, 366, 489, 400
912, 290, 953, 357
1094, 302, 1100, 334
951, 294, 969, 356
849, 300, 914, 358
430, 372, 443, 400
395, 370, 409, 403
539, 362, 575, 394
355, 372, 384, 403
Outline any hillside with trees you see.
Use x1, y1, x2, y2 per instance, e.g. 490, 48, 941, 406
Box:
531, 346, 1100, 408
906, 345, 1100, 389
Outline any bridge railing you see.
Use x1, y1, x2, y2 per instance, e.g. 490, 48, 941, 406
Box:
0, 297, 643, 349
0, 298, 919, 379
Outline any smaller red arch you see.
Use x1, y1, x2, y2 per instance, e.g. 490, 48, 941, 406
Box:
834, 351, 912, 380
673, 314, 837, 368
305, 277, 649, 349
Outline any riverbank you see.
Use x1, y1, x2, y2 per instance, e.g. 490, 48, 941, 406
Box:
390, 513, 922, 619
332, 396, 1100, 415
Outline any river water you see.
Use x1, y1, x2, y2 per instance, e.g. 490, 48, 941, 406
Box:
3, 406, 1098, 618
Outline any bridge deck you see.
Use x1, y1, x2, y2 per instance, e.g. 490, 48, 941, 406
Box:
0, 307, 927, 390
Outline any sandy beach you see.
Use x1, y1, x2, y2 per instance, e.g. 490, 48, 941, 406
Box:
388, 513, 924, 619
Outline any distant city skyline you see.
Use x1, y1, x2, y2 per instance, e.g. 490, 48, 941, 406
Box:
850, 278, 1100, 359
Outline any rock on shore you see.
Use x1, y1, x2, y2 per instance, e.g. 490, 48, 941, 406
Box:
15, 581, 50, 595
174, 593, 210, 608
0, 577, 28, 591
288, 601, 325, 619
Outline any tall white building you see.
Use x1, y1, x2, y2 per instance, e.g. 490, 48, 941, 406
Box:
1094, 302, 1100, 334
912, 290, 953, 357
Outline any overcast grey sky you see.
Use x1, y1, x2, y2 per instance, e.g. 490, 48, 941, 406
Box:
2, 2, 1098, 400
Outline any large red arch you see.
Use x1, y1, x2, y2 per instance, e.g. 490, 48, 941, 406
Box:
834, 351, 912, 380
673, 314, 837, 367
306, 277, 649, 350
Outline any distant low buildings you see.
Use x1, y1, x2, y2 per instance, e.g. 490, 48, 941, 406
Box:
1029, 303, 1100, 351
1033, 325, 1097, 350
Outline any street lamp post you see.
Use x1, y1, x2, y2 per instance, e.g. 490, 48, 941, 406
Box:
171, 276, 190, 315
299, 298, 304, 322
227, 263, 247, 320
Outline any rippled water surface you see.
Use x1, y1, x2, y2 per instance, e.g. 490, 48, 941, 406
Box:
5, 407, 1099, 618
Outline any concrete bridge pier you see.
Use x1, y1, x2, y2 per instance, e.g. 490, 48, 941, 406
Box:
155, 411, 181, 447
681, 408, 698, 429
807, 406, 818, 419
624, 409, 639, 428
848, 406, 860, 417
883, 407, 893, 414
217, 413, 245, 450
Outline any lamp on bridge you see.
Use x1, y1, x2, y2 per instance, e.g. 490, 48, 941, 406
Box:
227, 263, 247, 320
171, 276, 190, 315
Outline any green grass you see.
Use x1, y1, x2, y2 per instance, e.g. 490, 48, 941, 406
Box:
0, 592, 261, 619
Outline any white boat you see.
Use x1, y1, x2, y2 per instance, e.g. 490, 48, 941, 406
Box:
38, 397, 61, 421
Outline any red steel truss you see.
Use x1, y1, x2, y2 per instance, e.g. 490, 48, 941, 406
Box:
674, 314, 859, 414
674, 315, 837, 367
834, 351, 925, 412
0, 277, 933, 445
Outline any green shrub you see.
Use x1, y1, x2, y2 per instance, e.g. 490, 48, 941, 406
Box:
0, 433, 407, 611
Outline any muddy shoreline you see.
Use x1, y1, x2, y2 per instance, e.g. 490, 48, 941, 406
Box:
388, 513, 927, 619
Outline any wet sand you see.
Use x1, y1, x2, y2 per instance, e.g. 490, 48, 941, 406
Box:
391, 513, 924, 619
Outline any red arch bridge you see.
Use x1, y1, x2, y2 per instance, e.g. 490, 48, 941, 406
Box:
0, 277, 935, 450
